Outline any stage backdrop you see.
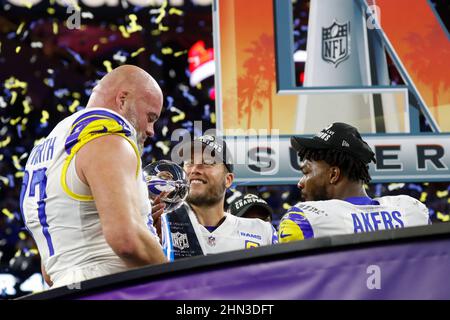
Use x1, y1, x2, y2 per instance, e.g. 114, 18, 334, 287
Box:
212, 0, 450, 184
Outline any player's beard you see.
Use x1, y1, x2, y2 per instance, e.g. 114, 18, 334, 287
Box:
187, 178, 227, 208
123, 107, 146, 152
302, 184, 329, 202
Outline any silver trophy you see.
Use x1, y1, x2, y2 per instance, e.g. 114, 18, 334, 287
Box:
143, 160, 190, 213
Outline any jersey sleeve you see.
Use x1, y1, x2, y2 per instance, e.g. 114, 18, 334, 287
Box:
61, 109, 139, 201
271, 225, 278, 244
278, 205, 314, 243
65, 109, 135, 156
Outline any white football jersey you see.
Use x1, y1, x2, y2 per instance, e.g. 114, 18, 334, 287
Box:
20, 108, 158, 287
161, 204, 277, 260
278, 196, 430, 243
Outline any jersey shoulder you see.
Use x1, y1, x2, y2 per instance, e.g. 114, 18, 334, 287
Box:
232, 215, 276, 245
65, 108, 135, 155
278, 204, 316, 243
376, 195, 429, 211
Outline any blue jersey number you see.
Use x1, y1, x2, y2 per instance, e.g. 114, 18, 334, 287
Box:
20, 168, 55, 256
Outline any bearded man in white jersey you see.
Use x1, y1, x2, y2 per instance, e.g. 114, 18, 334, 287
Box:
156, 135, 277, 261
21, 65, 167, 288
278, 122, 430, 243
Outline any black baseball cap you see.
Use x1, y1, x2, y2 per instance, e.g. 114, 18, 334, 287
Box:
229, 194, 273, 220
180, 135, 234, 173
291, 122, 376, 164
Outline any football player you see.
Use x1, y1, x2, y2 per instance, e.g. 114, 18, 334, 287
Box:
278, 122, 431, 243
158, 135, 278, 260
21, 65, 167, 288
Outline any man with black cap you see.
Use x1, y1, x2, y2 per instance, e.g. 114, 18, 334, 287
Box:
159, 135, 277, 260
229, 194, 274, 222
278, 122, 430, 243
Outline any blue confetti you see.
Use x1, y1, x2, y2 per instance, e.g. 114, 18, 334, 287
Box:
407, 183, 423, 193
65, 47, 85, 65
182, 90, 196, 104
143, 144, 153, 154
46, 78, 55, 88
150, 54, 163, 66
7, 174, 14, 188
16, 124, 22, 139
202, 104, 210, 120
54, 88, 69, 98
166, 96, 174, 108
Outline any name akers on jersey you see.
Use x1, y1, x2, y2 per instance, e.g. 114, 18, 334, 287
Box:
351, 210, 404, 233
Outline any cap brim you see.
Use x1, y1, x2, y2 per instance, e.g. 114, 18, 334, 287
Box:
235, 203, 274, 218
290, 136, 330, 153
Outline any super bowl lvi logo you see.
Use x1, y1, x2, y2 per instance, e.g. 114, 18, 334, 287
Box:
322, 20, 351, 67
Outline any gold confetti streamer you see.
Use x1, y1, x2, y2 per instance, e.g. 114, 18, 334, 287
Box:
40, 110, 49, 124
131, 47, 145, 58
23, 99, 32, 114
69, 100, 80, 113
103, 60, 113, 73
53, 21, 58, 34
16, 22, 26, 35
437, 212, 450, 222
0, 136, 11, 148
2, 208, 14, 220
420, 192, 427, 202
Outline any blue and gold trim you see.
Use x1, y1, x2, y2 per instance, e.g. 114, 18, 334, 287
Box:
278, 206, 314, 243
61, 109, 140, 201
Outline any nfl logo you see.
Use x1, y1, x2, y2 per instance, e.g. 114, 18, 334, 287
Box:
171, 232, 189, 250
207, 235, 216, 247
322, 20, 351, 67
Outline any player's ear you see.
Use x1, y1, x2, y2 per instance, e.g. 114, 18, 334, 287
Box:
116, 90, 129, 110
225, 172, 234, 188
329, 166, 340, 184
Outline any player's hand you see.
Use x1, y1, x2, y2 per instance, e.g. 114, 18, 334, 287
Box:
152, 192, 167, 239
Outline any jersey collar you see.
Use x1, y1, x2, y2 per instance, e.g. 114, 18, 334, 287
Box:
344, 196, 380, 206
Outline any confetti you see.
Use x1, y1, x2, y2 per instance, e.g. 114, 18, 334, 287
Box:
2, 208, 14, 220
437, 212, 450, 222
52, 21, 58, 34
436, 190, 448, 198
150, 54, 163, 66
0, 97, 6, 108
174, 50, 187, 57
420, 192, 427, 202
40, 110, 49, 124
0, 136, 11, 147
16, 22, 26, 35
12, 155, 22, 170
156, 141, 170, 155
131, 47, 145, 58
169, 8, 183, 16
388, 183, 405, 191
68, 100, 80, 113
103, 60, 113, 73
162, 47, 173, 55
